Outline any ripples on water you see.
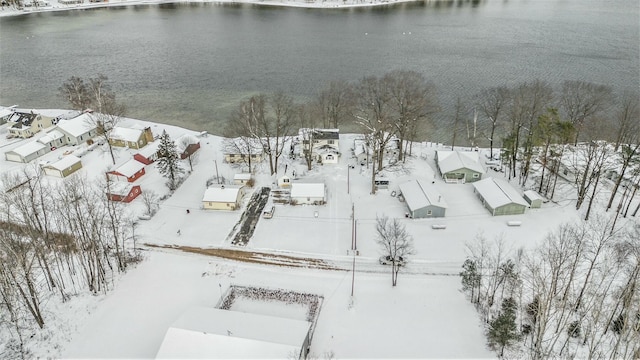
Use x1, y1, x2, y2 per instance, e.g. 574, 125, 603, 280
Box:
0, 0, 638, 140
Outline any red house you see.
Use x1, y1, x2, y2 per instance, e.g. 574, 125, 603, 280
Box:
176, 134, 201, 160
133, 140, 160, 165
106, 183, 142, 203
107, 158, 146, 183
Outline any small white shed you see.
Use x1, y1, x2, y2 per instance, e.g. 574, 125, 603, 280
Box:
523, 190, 543, 208
290, 183, 325, 205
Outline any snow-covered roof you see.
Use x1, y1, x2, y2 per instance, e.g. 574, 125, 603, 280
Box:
38, 130, 64, 145
436, 151, 484, 174
399, 179, 447, 211
136, 140, 160, 158
56, 113, 96, 137
112, 158, 145, 178
473, 177, 528, 208
234, 173, 252, 181
110, 126, 143, 142
291, 183, 325, 198
176, 134, 200, 152
44, 155, 81, 171
202, 186, 243, 203
155, 307, 310, 359
8, 141, 46, 156
0, 107, 14, 119
107, 181, 135, 196
523, 190, 543, 202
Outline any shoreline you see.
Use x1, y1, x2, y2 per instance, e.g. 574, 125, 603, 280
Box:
0, 0, 427, 17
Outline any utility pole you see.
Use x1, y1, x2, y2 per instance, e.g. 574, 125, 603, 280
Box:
350, 254, 356, 297
351, 203, 355, 250
214, 159, 220, 184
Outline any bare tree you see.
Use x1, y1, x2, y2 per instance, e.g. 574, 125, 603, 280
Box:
140, 188, 159, 216
451, 97, 465, 150
60, 75, 126, 164
476, 86, 510, 159
559, 80, 613, 145
384, 70, 438, 162
314, 80, 354, 129
266, 92, 296, 175
58, 76, 92, 111
353, 76, 396, 194
375, 215, 414, 286
612, 91, 640, 151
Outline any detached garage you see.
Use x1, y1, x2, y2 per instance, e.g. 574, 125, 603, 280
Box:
202, 185, 245, 210
398, 179, 447, 218
473, 177, 528, 216
42, 155, 82, 178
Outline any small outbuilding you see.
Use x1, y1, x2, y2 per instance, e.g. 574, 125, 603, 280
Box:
523, 190, 543, 208
473, 177, 528, 216
233, 173, 253, 186
106, 158, 146, 183
106, 182, 142, 203
398, 179, 447, 218
435, 150, 485, 183
176, 134, 201, 159
202, 185, 245, 210
155, 307, 312, 360
41, 155, 82, 178
278, 175, 292, 188
133, 140, 160, 165
290, 183, 325, 205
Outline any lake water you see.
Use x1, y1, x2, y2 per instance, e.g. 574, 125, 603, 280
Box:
0, 0, 638, 139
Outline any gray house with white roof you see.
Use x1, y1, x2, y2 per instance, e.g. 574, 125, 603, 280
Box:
4, 141, 47, 163
473, 177, 528, 216
435, 150, 485, 183
398, 179, 447, 218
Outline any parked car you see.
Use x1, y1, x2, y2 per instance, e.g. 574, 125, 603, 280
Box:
262, 205, 275, 219
379, 255, 406, 266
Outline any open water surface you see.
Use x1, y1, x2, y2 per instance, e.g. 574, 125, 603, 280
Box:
0, 0, 638, 138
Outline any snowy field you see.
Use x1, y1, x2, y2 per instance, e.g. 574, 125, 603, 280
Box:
1, 107, 631, 359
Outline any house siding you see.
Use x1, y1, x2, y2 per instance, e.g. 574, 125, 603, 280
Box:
411, 205, 446, 218
493, 203, 527, 216
441, 168, 482, 183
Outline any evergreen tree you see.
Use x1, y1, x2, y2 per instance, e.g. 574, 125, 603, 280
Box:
487, 297, 519, 357
460, 258, 481, 304
156, 130, 183, 190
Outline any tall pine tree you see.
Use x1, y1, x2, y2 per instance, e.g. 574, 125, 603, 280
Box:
487, 297, 519, 357
156, 130, 183, 190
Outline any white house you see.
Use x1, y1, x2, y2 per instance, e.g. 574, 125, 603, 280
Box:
290, 183, 326, 205
56, 112, 98, 146
298, 128, 340, 165
155, 307, 312, 360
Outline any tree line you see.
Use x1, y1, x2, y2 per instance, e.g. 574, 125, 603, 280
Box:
461, 219, 639, 359
221, 73, 638, 197
0, 168, 138, 359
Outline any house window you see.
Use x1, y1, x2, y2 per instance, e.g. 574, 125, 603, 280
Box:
328, 140, 334, 144
473, 173, 479, 178
427, 210, 432, 215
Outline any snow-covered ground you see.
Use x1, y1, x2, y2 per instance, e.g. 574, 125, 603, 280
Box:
0, 108, 609, 358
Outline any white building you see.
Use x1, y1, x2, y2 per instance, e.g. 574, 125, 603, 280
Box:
290, 183, 326, 205
156, 307, 312, 359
